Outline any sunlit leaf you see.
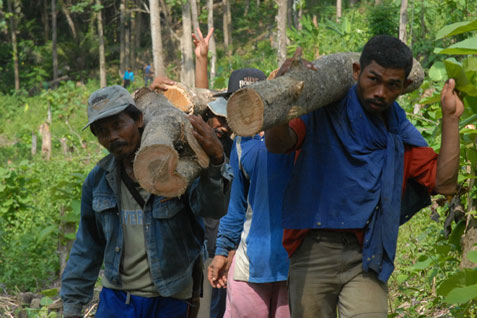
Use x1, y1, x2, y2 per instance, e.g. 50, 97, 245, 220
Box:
437, 269, 477, 297
40, 288, 58, 297
439, 37, 477, 55
467, 251, 477, 264
420, 93, 441, 105
436, 19, 477, 39
411, 257, 433, 270
444, 285, 477, 305
37, 225, 57, 243
40, 296, 53, 306
429, 62, 446, 82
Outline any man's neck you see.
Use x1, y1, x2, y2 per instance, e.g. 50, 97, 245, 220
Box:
120, 154, 137, 182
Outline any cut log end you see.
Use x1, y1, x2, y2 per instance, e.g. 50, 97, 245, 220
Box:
134, 144, 188, 197
162, 85, 194, 114
227, 88, 265, 137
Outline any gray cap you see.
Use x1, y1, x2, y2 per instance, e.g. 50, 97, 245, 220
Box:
83, 85, 135, 130
207, 97, 227, 118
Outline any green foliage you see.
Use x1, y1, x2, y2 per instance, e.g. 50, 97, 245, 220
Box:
366, 2, 399, 37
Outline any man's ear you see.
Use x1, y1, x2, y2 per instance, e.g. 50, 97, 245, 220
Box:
352, 63, 360, 82
137, 113, 144, 129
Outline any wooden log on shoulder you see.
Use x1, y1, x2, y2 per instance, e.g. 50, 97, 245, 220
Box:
226, 52, 425, 137
133, 88, 209, 197
160, 83, 217, 115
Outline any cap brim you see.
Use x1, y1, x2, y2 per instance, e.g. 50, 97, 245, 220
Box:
207, 97, 228, 118
213, 91, 233, 99
82, 103, 130, 131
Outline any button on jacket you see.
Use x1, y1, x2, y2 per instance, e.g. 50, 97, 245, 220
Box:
60, 154, 232, 317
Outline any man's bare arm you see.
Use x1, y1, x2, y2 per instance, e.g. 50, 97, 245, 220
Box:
434, 79, 464, 195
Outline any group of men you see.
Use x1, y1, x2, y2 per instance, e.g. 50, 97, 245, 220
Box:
60, 30, 464, 318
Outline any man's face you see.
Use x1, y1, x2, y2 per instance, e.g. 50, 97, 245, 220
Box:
353, 61, 409, 115
92, 112, 144, 160
207, 115, 231, 140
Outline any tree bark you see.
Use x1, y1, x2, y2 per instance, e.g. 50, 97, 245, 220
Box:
125, 15, 130, 68
134, 0, 142, 67
97, 0, 107, 88
60, 1, 77, 41
7, 0, 20, 90
336, 0, 342, 22
133, 88, 209, 197
39, 123, 52, 161
207, 0, 217, 86
51, 0, 58, 88
180, 0, 195, 87
222, 0, 232, 54
42, 0, 49, 42
150, 0, 166, 77
227, 52, 425, 136
399, 0, 408, 44
276, 0, 287, 65
120, 0, 126, 74
160, 83, 216, 114
190, 0, 200, 35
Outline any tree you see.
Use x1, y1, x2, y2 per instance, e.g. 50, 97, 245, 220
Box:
60, 0, 78, 41
222, 0, 232, 54
120, 0, 126, 74
180, 0, 194, 87
51, 0, 58, 88
336, 0, 342, 22
399, 0, 408, 44
207, 0, 217, 86
96, 0, 106, 88
190, 0, 199, 36
149, 0, 166, 76
6, 0, 20, 90
276, 0, 287, 65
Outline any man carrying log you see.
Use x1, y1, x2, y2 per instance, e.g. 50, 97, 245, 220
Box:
265, 35, 464, 317
60, 85, 232, 318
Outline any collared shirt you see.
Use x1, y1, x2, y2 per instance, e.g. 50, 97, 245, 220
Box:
281, 85, 435, 282
215, 135, 295, 283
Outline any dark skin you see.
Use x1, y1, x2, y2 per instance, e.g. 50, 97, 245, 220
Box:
92, 111, 224, 181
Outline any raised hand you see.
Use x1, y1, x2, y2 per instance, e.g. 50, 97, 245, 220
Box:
441, 78, 465, 119
192, 27, 214, 60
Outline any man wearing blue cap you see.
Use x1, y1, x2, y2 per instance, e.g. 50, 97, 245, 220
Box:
60, 85, 232, 318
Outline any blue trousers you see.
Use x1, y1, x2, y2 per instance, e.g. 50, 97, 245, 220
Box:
95, 287, 190, 318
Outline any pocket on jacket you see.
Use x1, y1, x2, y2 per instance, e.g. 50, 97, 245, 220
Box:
93, 194, 118, 213
152, 198, 185, 219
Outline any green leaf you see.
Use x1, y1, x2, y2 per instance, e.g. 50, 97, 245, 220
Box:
396, 274, 408, 284
40, 296, 53, 306
444, 59, 477, 96
449, 221, 466, 252
37, 225, 57, 243
467, 251, 477, 264
40, 288, 58, 297
439, 37, 477, 55
444, 285, 477, 305
437, 269, 477, 297
436, 19, 477, 39
64, 232, 77, 241
411, 256, 433, 270
420, 93, 441, 105
429, 62, 446, 82
464, 96, 477, 114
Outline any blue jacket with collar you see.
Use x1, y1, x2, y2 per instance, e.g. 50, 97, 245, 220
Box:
60, 154, 232, 317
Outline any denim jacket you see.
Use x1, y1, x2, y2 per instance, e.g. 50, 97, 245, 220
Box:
60, 154, 232, 317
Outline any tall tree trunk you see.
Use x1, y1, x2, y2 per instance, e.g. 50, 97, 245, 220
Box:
97, 0, 107, 87
207, 0, 217, 87
125, 15, 130, 68
399, 0, 408, 44
42, 0, 49, 42
120, 0, 126, 74
349, 0, 358, 5
276, 0, 287, 65
222, 0, 232, 54
134, 0, 142, 67
297, 1, 302, 30
52, 0, 58, 88
7, 0, 20, 90
336, 0, 342, 22
190, 0, 199, 35
61, 1, 77, 41
181, 0, 195, 87
150, 0, 166, 76
287, 0, 293, 28
131, 7, 136, 70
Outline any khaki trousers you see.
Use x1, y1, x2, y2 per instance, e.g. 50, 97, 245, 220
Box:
288, 230, 388, 318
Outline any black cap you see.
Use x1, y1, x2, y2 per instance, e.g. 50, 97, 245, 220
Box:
214, 68, 266, 98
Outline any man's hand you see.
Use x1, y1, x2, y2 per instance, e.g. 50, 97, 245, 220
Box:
441, 78, 464, 119
276, 47, 317, 77
192, 27, 214, 60
208, 251, 235, 288
189, 115, 224, 165
149, 76, 176, 92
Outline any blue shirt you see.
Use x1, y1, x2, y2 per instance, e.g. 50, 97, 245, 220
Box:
215, 135, 295, 283
283, 85, 428, 282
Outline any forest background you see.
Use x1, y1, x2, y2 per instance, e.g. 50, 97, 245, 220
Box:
0, 0, 477, 317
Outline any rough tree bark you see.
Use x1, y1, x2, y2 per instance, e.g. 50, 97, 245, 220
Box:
39, 123, 52, 161
276, 0, 288, 65
51, 0, 58, 88
133, 88, 209, 197
399, 0, 408, 44
190, 0, 200, 35
336, 0, 342, 22
150, 0, 166, 76
7, 0, 20, 90
227, 52, 425, 136
134, 0, 142, 67
97, 0, 107, 88
222, 0, 232, 54
120, 0, 126, 74
180, 0, 195, 87
60, 0, 78, 41
207, 0, 217, 86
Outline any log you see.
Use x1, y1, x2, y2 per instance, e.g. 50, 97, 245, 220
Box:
133, 88, 210, 197
227, 52, 425, 136
39, 123, 51, 161
160, 83, 217, 115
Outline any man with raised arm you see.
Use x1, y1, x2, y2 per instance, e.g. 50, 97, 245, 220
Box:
265, 35, 464, 317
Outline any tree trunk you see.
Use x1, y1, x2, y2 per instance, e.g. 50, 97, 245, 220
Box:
31, 132, 37, 156
51, 0, 58, 88
42, 0, 49, 42
133, 88, 209, 197
399, 0, 408, 44
222, 0, 232, 54
97, 0, 107, 88
120, 0, 126, 74
375, 0, 382, 4
61, 2, 77, 41
207, 0, 217, 86
161, 83, 216, 114
190, 0, 200, 35
349, 0, 358, 5
150, 0, 166, 77
227, 52, 425, 136
180, 0, 195, 87
130, 7, 136, 70
286, 0, 292, 28
276, 0, 287, 65
134, 0, 142, 67
125, 16, 130, 68
336, 0, 342, 22
7, 0, 20, 90
39, 123, 52, 161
